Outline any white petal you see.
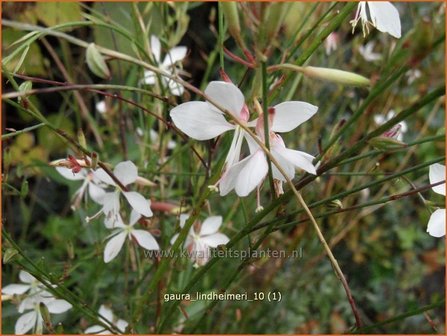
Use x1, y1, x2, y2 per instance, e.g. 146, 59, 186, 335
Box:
98, 305, 114, 322
179, 214, 189, 228
123, 192, 153, 217
219, 155, 252, 196
270, 101, 318, 133
162, 46, 187, 67
46, 299, 72, 314
234, 151, 268, 197
427, 209, 446, 238
276, 146, 316, 175
88, 182, 106, 204
170, 233, 179, 245
200, 233, 229, 248
85, 325, 106, 334
204, 81, 245, 118
167, 79, 184, 96
94, 169, 116, 186
56, 167, 85, 180
15, 311, 37, 335
2, 284, 30, 295
19, 271, 35, 284
131, 230, 160, 250
96, 100, 106, 114
367, 2, 401, 38
271, 147, 296, 181
200, 216, 223, 236
129, 209, 142, 227
116, 319, 129, 333
429, 163, 446, 196
150, 35, 161, 63
104, 232, 127, 263
102, 192, 121, 218
143, 70, 157, 85
170, 101, 234, 140
114, 161, 138, 186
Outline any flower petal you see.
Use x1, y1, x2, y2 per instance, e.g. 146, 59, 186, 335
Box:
200, 233, 230, 248
162, 46, 187, 67
98, 305, 114, 323
276, 146, 316, 176
150, 35, 161, 63
427, 209, 446, 238
94, 169, 116, 186
46, 299, 72, 314
104, 231, 127, 263
143, 70, 157, 85
15, 311, 37, 335
2, 284, 30, 295
170, 101, 234, 140
114, 161, 138, 186
170, 233, 179, 245
167, 79, 184, 96
116, 319, 129, 333
85, 325, 106, 334
123, 192, 153, 217
131, 230, 160, 250
271, 101, 318, 133
88, 182, 106, 204
19, 271, 35, 284
204, 81, 245, 118
200, 216, 223, 236
367, 2, 401, 39
179, 214, 189, 228
56, 167, 86, 180
235, 151, 268, 197
429, 163, 446, 196
129, 209, 142, 227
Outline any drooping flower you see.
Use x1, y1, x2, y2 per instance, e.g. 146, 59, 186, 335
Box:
103, 210, 159, 263
358, 41, 382, 62
170, 80, 250, 170
84, 305, 128, 334
143, 35, 187, 96
351, 2, 401, 39
219, 103, 318, 197
93, 161, 152, 227
427, 163, 446, 238
374, 110, 407, 141
2, 271, 72, 335
170, 214, 229, 267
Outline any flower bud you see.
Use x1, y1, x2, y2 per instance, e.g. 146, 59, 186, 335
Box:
86, 43, 111, 80
3, 248, 19, 264
300, 66, 370, 87
368, 136, 407, 151
39, 302, 53, 332
261, 3, 290, 43
221, 3, 244, 47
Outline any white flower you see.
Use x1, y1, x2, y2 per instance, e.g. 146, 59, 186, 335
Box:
93, 161, 152, 227
219, 102, 318, 197
170, 81, 250, 169
324, 32, 339, 55
56, 165, 106, 209
2, 271, 72, 335
143, 35, 187, 96
427, 163, 446, 238
374, 110, 407, 141
170, 214, 229, 267
96, 100, 107, 114
351, 2, 401, 39
358, 41, 383, 62
103, 210, 159, 263
84, 305, 128, 334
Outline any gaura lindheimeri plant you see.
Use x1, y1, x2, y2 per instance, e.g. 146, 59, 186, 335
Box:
103, 210, 159, 263
84, 305, 128, 334
170, 214, 229, 267
350, 2, 402, 39
143, 35, 187, 96
219, 103, 318, 198
93, 161, 152, 227
426, 163, 446, 238
2, 271, 72, 334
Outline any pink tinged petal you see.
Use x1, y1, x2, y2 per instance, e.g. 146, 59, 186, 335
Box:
270, 101, 318, 133
170, 101, 234, 140
114, 161, 138, 186
367, 2, 401, 38
2, 284, 30, 295
123, 191, 153, 217
200, 216, 223, 236
116, 319, 129, 333
46, 300, 72, 314
167, 79, 184, 96
19, 271, 35, 284
131, 230, 160, 250
429, 163, 446, 196
200, 233, 230, 248
98, 305, 114, 322
150, 35, 161, 63
88, 182, 106, 204
15, 311, 37, 335
56, 167, 86, 180
235, 151, 268, 197
85, 325, 106, 334
104, 232, 127, 263
427, 209, 446, 238
204, 81, 245, 118
170, 233, 179, 245
163, 46, 187, 67
94, 169, 117, 186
